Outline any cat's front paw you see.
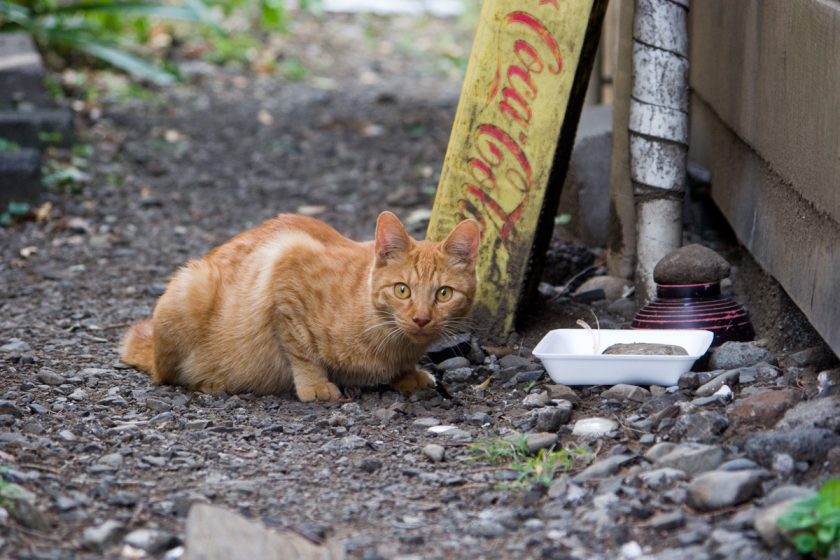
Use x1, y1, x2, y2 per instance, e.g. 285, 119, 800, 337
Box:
296, 381, 342, 402
392, 368, 436, 395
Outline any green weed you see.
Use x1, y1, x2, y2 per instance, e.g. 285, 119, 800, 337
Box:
778, 478, 840, 558
42, 145, 92, 193
0, 0, 215, 85
0, 137, 19, 152
0, 201, 30, 227
470, 437, 592, 489
470, 436, 530, 465
510, 448, 582, 488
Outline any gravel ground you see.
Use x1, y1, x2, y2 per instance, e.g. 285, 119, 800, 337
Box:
2, 12, 839, 560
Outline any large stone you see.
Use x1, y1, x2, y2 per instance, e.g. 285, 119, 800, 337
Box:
184, 504, 343, 560
669, 411, 729, 443
686, 470, 764, 512
36, 368, 65, 386
0, 400, 23, 418
728, 389, 802, 429
709, 341, 774, 370
546, 384, 580, 405
524, 432, 559, 454
653, 243, 731, 285
644, 442, 677, 463
775, 396, 840, 432
0, 338, 30, 352
572, 453, 636, 482
0, 483, 48, 531
522, 391, 550, 409
559, 103, 613, 247
601, 384, 651, 403
787, 345, 835, 370
655, 443, 724, 476
642, 509, 685, 531
763, 485, 816, 507
435, 356, 471, 371
602, 343, 687, 356
694, 369, 741, 397
638, 467, 687, 490
534, 404, 572, 432
744, 427, 840, 466
754, 494, 814, 548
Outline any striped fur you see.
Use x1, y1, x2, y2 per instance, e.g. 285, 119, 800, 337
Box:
120, 212, 479, 401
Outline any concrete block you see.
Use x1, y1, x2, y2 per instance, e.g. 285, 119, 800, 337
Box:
560, 103, 613, 247
0, 109, 74, 149
0, 148, 41, 209
0, 32, 49, 108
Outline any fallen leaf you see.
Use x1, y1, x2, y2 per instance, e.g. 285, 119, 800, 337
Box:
34, 202, 52, 224
473, 377, 492, 391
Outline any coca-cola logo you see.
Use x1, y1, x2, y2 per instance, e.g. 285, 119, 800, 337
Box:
458, 5, 564, 243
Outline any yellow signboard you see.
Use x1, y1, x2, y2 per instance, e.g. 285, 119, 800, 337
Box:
428, 0, 607, 339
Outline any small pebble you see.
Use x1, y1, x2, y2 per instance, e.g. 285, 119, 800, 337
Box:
423, 444, 445, 463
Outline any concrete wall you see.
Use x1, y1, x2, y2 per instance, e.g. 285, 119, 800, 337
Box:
689, 0, 840, 356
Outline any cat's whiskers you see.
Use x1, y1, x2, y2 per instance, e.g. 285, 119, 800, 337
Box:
371, 324, 406, 359
361, 317, 398, 336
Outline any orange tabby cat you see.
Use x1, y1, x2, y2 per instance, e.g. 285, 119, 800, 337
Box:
120, 211, 479, 402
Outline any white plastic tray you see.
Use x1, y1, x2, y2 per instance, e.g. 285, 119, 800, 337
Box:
532, 329, 714, 387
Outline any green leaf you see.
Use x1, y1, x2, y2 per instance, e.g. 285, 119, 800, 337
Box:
0, 1, 30, 22
792, 532, 818, 554
44, 166, 89, 187
7, 201, 30, 216
778, 510, 817, 531
820, 479, 840, 505
48, 2, 208, 22
69, 38, 176, 85
818, 524, 837, 545
0, 137, 20, 151
259, 0, 287, 31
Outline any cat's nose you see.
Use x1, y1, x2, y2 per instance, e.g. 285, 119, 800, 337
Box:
413, 316, 431, 327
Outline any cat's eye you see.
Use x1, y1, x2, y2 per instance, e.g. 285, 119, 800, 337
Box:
394, 283, 411, 299
436, 286, 454, 302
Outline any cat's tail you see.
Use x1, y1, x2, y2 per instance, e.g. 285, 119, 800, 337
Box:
119, 319, 155, 375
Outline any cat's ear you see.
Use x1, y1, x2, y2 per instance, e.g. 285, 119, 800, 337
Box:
375, 211, 411, 266
442, 219, 480, 268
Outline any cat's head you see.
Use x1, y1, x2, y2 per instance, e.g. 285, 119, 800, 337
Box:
370, 211, 480, 343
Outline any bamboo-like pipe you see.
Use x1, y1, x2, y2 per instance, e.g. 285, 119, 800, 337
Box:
629, 0, 690, 302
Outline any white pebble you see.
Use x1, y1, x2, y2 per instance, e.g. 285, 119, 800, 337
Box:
572, 417, 618, 436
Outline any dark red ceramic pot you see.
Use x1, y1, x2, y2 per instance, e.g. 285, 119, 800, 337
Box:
632, 282, 754, 347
